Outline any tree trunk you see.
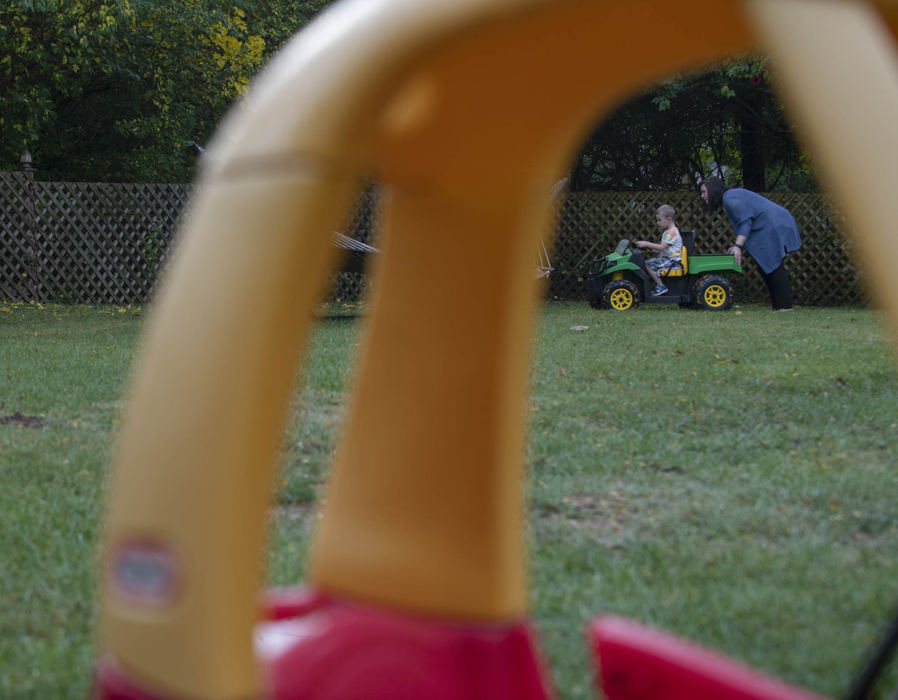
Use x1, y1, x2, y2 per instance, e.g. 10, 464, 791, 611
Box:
740, 91, 766, 191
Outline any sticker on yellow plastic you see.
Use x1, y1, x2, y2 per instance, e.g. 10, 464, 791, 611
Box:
110, 541, 180, 607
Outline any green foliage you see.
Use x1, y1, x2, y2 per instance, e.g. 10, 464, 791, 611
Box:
139, 220, 167, 280
4, 3, 813, 191
0, 0, 333, 182
572, 58, 814, 192
246, 0, 332, 57
112, 1, 268, 181
0, 1, 137, 167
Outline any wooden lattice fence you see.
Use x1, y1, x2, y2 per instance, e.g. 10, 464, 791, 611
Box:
0, 171, 188, 304
0, 172, 865, 306
548, 190, 863, 305
0, 172, 378, 304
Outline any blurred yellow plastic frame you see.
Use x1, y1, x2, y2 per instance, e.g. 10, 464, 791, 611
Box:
98, 1, 898, 697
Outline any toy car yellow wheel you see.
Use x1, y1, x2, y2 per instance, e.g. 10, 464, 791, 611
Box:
693, 274, 734, 310
601, 280, 640, 310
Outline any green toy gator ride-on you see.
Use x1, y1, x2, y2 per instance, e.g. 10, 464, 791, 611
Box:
585, 231, 742, 311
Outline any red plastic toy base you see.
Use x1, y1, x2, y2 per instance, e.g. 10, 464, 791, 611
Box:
95, 601, 834, 699
94, 587, 554, 700
589, 615, 829, 700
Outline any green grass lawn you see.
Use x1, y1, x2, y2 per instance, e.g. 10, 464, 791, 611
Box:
3, 300, 898, 698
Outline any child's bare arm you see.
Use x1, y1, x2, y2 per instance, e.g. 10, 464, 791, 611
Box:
636, 240, 669, 252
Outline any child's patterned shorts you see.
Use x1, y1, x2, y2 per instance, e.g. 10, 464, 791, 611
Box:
647, 256, 682, 274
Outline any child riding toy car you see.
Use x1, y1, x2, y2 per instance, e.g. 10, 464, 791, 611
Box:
585, 231, 742, 310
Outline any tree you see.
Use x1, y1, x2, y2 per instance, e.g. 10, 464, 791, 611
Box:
570, 58, 815, 192
0, 0, 332, 182
108, 0, 268, 181
6, 3, 814, 191
0, 0, 138, 174
245, 0, 332, 58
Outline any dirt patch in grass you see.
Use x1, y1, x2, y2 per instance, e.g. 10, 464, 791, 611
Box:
567, 492, 638, 533
0, 412, 44, 428
537, 491, 642, 545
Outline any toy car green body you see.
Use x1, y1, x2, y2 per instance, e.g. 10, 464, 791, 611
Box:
585, 231, 742, 310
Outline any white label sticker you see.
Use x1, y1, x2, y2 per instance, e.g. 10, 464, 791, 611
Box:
112, 542, 178, 606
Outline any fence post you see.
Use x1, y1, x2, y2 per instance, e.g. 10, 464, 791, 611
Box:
18, 151, 43, 301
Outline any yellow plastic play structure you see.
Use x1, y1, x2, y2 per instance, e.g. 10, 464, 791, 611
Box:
95, 0, 898, 698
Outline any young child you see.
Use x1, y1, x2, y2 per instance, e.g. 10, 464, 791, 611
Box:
636, 204, 682, 296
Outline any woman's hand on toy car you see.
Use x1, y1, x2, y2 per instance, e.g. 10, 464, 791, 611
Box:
727, 246, 743, 265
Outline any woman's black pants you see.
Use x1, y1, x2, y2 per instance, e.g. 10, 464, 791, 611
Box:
757, 261, 793, 310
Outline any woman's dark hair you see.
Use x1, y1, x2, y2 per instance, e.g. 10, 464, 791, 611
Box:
700, 176, 726, 213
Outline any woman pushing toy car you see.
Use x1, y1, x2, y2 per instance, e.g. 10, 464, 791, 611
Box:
700, 176, 801, 311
